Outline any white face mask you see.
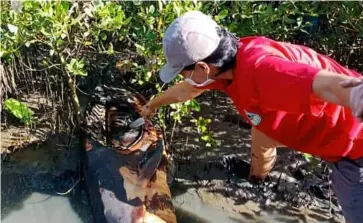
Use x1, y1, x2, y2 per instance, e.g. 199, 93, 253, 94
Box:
185, 69, 215, 87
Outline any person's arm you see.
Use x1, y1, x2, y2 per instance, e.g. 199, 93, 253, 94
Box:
146, 81, 205, 111
312, 70, 355, 108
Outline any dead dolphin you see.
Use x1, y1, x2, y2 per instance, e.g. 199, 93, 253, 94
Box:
80, 85, 177, 223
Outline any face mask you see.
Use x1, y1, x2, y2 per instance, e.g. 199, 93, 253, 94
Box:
185, 69, 215, 87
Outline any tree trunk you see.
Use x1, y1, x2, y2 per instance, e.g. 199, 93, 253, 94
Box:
63, 71, 82, 130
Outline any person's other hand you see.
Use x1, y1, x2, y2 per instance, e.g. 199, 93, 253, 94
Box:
340, 77, 363, 121
340, 77, 363, 88
140, 103, 156, 119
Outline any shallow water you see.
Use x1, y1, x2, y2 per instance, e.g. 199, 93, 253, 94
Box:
1, 137, 93, 223
1, 172, 241, 223
2, 191, 88, 223
1, 135, 244, 223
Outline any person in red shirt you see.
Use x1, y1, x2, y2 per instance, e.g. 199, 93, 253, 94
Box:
140, 11, 363, 223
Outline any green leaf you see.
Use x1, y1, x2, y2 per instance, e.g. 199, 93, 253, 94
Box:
7, 24, 18, 33
66, 58, 87, 76
218, 9, 228, 20
114, 13, 124, 27
205, 118, 212, 124
158, 0, 164, 10
70, 58, 76, 67
191, 100, 200, 112
124, 17, 132, 25
78, 59, 85, 69
149, 5, 155, 14
107, 42, 114, 54
170, 103, 178, 109
3, 98, 34, 125
76, 70, 87, 76
201, 135, 210, 141
296, 17, 303, 26
284, 17, 296, 24
56, 39, 64, 46
135, 43, 145, 54
100, 32, 107, 41
190, 119, 197, 123
145, 71, 152, 81
303, 153, 313, 162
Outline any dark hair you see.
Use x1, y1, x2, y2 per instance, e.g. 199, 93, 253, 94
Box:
183, 27, 239, 75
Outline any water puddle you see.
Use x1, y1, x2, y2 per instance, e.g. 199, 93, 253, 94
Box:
1, 174, 244, 223
2, 191, 88, 223
1, 135, 93, 223
1, 135, 245, 223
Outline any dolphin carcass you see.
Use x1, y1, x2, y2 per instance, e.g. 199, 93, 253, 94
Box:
80, 85, 177, 223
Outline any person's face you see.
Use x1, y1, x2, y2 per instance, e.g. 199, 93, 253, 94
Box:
180, 62, 219, 84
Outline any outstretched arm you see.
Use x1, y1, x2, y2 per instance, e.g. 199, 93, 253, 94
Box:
312, 70, 355, 109
141, 81, 205, 118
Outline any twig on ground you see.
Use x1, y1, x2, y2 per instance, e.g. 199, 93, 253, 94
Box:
56, 144, 71, 147
25, 195, 52, 204
160, 123, 170, 151
169, 119, 177, 146
183, 136, 189, 151
56, 178, 80, 196
275, 152, 286, 189
76, 86, 92, 96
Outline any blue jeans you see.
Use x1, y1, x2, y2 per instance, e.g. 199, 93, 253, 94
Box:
331, 157, 363, 223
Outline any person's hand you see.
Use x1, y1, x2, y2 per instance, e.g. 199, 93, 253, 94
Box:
340, 77, 363, 88
340, 77, 363, 121
140, 102, 156, 119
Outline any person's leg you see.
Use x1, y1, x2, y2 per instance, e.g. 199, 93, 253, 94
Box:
331, 157, 363, 223
249, 127, 284, 182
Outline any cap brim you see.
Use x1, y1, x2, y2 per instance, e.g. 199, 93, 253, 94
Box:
159, 63, 183, 83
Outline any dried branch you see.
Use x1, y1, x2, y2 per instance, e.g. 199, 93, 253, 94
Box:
19, 60, 62, 72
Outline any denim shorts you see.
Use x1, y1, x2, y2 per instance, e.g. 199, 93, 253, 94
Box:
331, 157, 363, 223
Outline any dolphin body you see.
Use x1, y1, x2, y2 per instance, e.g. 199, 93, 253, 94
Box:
80, 85, 177, 223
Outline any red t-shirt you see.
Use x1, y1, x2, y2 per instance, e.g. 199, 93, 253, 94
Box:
198, 36, 363, 162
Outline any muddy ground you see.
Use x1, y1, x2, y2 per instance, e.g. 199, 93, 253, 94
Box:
167, 92, 345, 223
1, 91, 345, 223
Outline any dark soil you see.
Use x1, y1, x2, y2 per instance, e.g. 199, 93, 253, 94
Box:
166, 91, 345, 223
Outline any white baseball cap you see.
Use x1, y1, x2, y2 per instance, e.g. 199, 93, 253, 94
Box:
160, 11, 221, 83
